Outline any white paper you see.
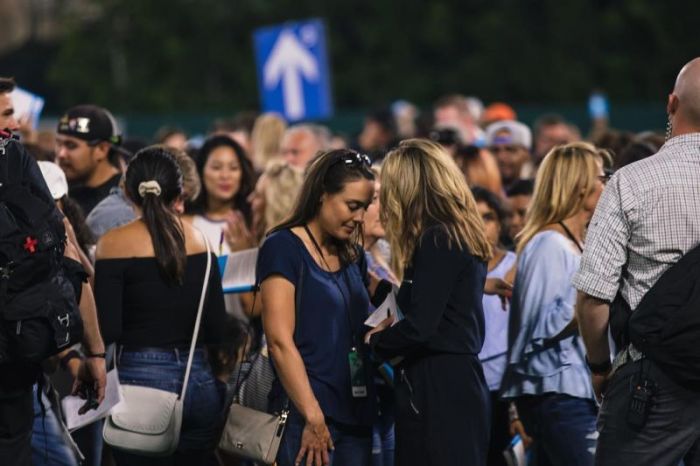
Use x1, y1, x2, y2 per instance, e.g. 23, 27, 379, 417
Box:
503, 435, 527, 466
9, 87, 45, 129
62, 368, 123, 431
364, 289, 403, 328
221, 248, 258, 293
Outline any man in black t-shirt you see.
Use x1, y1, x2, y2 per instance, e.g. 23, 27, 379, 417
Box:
55, 105, 125, 215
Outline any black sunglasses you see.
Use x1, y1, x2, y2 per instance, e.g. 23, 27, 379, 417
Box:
332, 151, 372, 168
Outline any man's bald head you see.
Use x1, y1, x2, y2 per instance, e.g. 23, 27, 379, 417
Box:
670, 58, 700, 129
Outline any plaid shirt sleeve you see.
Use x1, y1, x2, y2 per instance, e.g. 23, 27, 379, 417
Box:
573, 172, 637, 301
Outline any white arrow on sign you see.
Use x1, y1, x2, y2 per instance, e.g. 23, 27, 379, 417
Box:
263, 29, 319, 120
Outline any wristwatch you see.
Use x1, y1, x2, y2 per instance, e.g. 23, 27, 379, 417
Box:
586, 356, 612, 375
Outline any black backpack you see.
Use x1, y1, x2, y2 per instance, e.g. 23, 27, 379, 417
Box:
611, 242, 700, 392
0, 136, 83, 365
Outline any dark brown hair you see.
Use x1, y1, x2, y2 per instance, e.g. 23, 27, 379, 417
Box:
0, 77, 16, 94
125, 146, 186, 284
187, 135, 255, 225
271, 149, 374, 265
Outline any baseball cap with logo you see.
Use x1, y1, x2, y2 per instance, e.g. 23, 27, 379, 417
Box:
485, 120, 532, 150
57, 105, 122, 146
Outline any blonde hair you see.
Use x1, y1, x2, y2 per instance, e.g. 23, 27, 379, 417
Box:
152, 144, 201, 202
380, 139, 492, 274
172, 150, 201, 202
261, 160, 304, 236
517, 141, 602, 252
251, 113, 287, 170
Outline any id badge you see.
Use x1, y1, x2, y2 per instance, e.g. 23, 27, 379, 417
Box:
348, 347, 368, 398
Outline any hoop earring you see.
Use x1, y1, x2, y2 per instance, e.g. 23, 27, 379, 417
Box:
665, 115, 673, 141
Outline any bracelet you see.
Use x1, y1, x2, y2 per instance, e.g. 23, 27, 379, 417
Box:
60, 350, 81, 369
586, 356, 612, 375
85, 352, 106, 359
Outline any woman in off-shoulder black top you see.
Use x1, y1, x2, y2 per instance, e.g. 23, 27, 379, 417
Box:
94, 146, 228, 465
95, 253, 226, 347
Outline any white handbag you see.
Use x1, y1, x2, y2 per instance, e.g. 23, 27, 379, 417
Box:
103, 236, 212, 457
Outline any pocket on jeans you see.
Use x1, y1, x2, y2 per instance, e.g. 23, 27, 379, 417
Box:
185, 378, 223, 422
118, 375, 180, 394
601, 363, 635, 401
597, 362, 639, 433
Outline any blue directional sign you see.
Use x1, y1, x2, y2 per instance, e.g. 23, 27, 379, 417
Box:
253, 19, 333, 122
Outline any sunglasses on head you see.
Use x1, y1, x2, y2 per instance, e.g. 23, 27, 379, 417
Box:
332, 151, 372, 168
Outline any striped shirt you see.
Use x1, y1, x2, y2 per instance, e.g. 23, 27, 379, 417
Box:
573, 132, 700, 366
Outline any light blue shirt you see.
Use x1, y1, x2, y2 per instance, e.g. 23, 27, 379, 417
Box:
86, 187, 136, 240
501, 231, 594, 401
479, 251, 517, 391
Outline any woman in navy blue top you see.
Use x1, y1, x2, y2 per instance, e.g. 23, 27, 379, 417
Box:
366, 139, 493, 466
258, 149, 378, 466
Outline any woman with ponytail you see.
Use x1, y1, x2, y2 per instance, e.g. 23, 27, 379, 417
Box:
94, 146, 228, 465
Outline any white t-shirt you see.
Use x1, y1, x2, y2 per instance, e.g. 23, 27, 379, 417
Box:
479, 251, 517, 391
193, 215, 246, 322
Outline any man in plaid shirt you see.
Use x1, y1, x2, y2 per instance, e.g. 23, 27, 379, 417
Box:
574, 58, 700, 465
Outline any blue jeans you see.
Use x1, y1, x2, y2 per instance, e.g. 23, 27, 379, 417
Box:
111, 348, 224, 466
516, 393, 597, 466
31, 385, 78, 466
371, 384, 395, 466
277, 412, 372, 466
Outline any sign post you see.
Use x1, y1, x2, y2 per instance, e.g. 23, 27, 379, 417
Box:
254, 19, 333, 122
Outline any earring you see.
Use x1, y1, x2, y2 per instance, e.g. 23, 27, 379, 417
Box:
665, 115, 673, 141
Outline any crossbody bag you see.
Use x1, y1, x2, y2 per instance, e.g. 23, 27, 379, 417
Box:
103, 234, 212, 456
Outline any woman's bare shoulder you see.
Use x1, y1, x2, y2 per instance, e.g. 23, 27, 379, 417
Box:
184, 221, 209, 255
96, 220, 152, 259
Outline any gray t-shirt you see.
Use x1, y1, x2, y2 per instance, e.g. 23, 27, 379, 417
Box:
86, 187, 136, 240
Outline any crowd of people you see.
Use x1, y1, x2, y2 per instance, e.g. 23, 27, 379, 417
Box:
1, 56, 700, 466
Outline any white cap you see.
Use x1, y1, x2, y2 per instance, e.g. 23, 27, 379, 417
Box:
485, 120, 532, 150
37, 161, 68, 200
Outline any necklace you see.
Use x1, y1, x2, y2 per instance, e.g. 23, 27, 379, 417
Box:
558, 221, 583, 253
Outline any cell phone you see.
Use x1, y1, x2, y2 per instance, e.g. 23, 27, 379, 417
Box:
589, 91, 609, 120
626, 379, 654, 430
78, 385, 99, 415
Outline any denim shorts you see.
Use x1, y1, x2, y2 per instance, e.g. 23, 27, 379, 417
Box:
116, 348, 225, 454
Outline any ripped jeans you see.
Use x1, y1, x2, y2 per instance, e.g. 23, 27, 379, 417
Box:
516, 393, 598, 466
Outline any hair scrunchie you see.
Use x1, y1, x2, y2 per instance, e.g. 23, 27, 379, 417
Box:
138, 180, 162, 198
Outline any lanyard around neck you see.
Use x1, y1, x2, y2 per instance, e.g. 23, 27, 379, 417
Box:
558, 221, 584, 253
302, 224, 358, 347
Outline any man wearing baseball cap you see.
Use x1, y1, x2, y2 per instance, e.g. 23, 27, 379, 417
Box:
485, 120, 534, 191
55, 105, 123, 215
